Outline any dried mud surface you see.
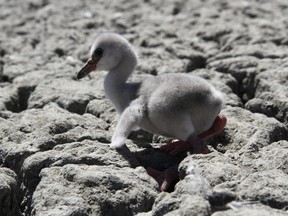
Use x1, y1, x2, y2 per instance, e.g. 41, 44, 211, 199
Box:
1, 0, 288, 215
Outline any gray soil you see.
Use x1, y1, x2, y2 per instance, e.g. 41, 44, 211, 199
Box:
1, 0, 288, 215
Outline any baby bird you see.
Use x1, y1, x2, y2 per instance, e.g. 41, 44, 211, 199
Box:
77, 33, 227, 191
77, 33, 225, 151
77, 33, 226, 154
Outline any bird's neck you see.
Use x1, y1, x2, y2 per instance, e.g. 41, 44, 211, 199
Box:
104, 52, 137, 113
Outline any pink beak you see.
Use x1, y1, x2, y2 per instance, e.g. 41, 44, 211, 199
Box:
77, 58, 97, 79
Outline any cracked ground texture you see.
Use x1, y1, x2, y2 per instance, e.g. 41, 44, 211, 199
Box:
0, 0, 288, 215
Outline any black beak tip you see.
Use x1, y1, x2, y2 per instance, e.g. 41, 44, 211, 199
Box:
76, 72, 85, 80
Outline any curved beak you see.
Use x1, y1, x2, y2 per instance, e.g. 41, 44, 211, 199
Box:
77, 58, 97, 80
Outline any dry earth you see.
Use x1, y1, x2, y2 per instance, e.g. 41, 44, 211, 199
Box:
1, 0, 288, 215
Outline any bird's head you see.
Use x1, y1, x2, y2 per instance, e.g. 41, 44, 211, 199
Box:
77, 33, 135, 79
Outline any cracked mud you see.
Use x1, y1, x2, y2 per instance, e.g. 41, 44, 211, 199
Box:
1, 0, 288, 215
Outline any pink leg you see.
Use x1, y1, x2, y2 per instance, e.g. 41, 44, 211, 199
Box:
148, 114, 227, 191
198, 114, 227, 140
160, 114, 227, 156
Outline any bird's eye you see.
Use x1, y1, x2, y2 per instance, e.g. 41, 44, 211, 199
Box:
94, 48, 104, 56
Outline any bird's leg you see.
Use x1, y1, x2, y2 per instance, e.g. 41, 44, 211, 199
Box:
148, 115, 227, 191
187, 135, 210, 154
110, 103, 145, 149
198, 114, 227, 140
160, 114, 227, 156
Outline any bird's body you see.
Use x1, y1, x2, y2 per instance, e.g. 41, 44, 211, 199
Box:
114, 73, 222, 140
77, 33, 224, 149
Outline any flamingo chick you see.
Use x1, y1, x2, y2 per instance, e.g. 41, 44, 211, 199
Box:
77, 33, 227, 190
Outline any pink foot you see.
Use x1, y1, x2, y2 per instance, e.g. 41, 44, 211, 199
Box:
160, 140, 190, 156
160, 114, 227, 156
146, 165, 179, 192
149, 115, 227, 191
